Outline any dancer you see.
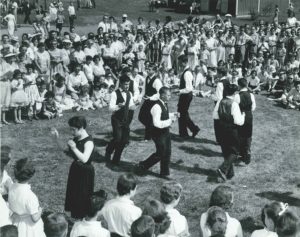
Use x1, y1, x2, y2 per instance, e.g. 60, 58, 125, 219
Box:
138, 64, 162, 141
105, 75, 136, 166
235, 78, 256, 165
213, 84, 245, 181
177, 55, 200, 139
138, 87, 177, 178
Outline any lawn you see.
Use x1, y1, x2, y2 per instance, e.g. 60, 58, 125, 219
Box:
1, 91, 300, 237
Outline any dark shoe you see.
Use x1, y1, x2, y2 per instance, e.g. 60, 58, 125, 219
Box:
192, 127, 200, 138
33, 115, 40, 120
217, 169, 227, 181
242, 155, 251, 165
134, 163, 147, 176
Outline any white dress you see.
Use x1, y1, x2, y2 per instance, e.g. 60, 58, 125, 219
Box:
4, 14, 15, 37
206, 37, 218, 68
161, 44, 172, 69
8, 183, 46, 237
0, 195, 11, 227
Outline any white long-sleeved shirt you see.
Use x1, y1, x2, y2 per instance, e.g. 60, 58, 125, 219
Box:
100, 196, 142, 237
109, 89, 135, 112
70, 219, 110, 237
150, 99, 172, 129
213, 96, 245, 126
141, 75, 162, 101
234, 88, 256, 112
179, 67, 194, 94
115, 78, 140, 102
67, 71, 88, 92
213, 77, 227, 102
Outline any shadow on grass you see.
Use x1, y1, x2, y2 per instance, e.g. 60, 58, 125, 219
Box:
94, 138, 109, 147
256, 191, 300, 207
240, 216, 264, 233
171, 133, 218, 145
131, 128, 145, 136
178, 145, 222, 157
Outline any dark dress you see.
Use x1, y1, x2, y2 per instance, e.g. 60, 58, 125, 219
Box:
65, 135, 95, 219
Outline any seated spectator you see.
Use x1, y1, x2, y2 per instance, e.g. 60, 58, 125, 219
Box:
67, 63, 88, 100
70, 190, 110, 237
44, 213, 68, 237
100, 173, 142, 237
251, 202, 285, 237
75, 85, 95, 111
248, 70, 261, 93
42, 91, 62, 119
206, 206, 227, 237
131, 215, 155, 237
0, 225, 18, 237
92, 83, 109, 109
286, 81, 300, 109
160, 181, 189, 237
142, 198, 172, 237
199, 185, 243, 237
276, 209, 300, 237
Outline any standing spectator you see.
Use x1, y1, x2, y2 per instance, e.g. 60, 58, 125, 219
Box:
4, 10, 16, 37
120, 14, 133, 33
68, 2, 76, 29
56, 10, 65, 36
23, 1, 32, 24
11, 1, 18, 25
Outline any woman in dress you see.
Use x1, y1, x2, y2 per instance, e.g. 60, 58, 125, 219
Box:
64, 116, 95, 219
8, 158, 46, 237
205, 30, 218, 68
4, 10, 16, 37
186, 39, 199, 70
34, 42, 50, 84
48, 39, 65, 80
160, 37, 172, 70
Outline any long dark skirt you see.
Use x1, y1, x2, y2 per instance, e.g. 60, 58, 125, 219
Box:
65, 161, 95, 219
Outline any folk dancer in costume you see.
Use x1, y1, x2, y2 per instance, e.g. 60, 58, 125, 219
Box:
213, 84, 245, 181
212, 67, 230, 144
105, 75, 136, 166
138, 87, 177, 178
235, 78, 256, 165
177, 55, 200, 139
138, 64, 162, 141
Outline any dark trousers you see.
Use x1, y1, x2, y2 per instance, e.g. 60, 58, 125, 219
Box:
24, 13, 31, 24
214, 119, 221, 143
238, 121, 253, 161
140, 130, 171, 175
69, 15, 76, 28
178, 92, 198, 137
106, 117, 130, 164
219, 124, 239, 178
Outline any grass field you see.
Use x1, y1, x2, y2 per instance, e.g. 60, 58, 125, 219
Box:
1, 91, 300, 236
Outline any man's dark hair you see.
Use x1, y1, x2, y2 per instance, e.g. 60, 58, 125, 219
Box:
117, 173, 137, 196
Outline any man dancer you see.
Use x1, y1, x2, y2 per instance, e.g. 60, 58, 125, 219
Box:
105, 75, 136, 166
138, 87, 177, 178
177, 55, 200, 139
138, 64, 162, 141
235, 78, 256, 164
213, 84, 245, 181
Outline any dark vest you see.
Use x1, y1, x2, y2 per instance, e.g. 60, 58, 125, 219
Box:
152, 100, 170, 136
218, 97, 235, 127
221, 78, 230, 98
113, 89, 131, 122
179, 68, 191, 90
145, 76, 157, 97
129, 80, 134, 95
239, 90, 253, 124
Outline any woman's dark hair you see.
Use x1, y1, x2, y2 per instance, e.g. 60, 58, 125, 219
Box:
13, 69, 22, 78
45, 91, 55, 99
276, 210, 300, 237
68, 116, 87, 129
87, 190, 107, 218
206, 206, 227, 236
116, 173, 137, 196
25, 63, 34, 70
261, 202, 282, 227
93, 55, 100, 61
142, 198, 171, 235
14, 158, 35, 182
131, 215, 155, 237
209, 185, 233, 210
160, 181, 182, 204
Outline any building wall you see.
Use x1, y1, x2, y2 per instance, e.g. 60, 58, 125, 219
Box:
237, 0, 259, 16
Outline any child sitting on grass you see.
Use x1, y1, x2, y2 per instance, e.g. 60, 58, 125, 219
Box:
42, 91, 62, 119
248, 70, 261, 94
76, 85, 95, 111
160, 181, 190, 237
92, 83, 108, 109
251, 202, 286, 237
70, 190, 110, 237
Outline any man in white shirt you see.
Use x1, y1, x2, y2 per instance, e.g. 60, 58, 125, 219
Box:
67, 63, 88, 100
70, 192, 110, 237
120, 14, 133, 33
98, 15, 110, 33
235, 78, 256, 165
138, 64, 162, 140
138, 87, 177, 178
177, 55, 200, 139
213, 84, 245, 181
100, 174, 142, 237
68, 2, 76, 28
105, 75, 136, 165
